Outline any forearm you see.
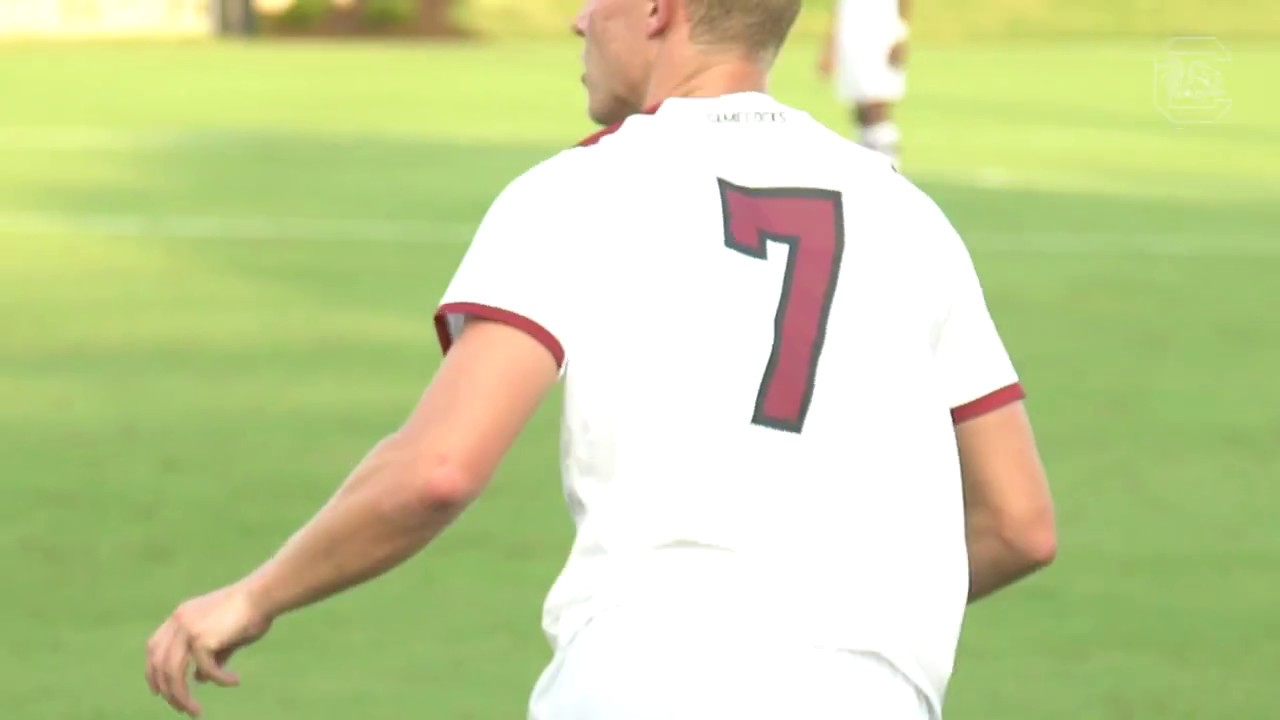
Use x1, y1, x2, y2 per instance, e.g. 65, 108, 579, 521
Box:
965, 514, 1055, 603
966, 530, 1039, 603
243, 436, 468, 619
899, 0, 910, 21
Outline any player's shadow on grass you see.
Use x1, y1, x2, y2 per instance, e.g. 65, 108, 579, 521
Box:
25, 127, 1280, 320
18, 131, 566, 318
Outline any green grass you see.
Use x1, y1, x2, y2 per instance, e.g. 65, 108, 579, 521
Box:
2, 37, 1279, 719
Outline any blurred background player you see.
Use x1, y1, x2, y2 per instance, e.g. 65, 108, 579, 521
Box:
820, 0, 910, 167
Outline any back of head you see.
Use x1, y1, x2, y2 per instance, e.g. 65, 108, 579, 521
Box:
575, 0, 803, 127
685, 0, 803, 64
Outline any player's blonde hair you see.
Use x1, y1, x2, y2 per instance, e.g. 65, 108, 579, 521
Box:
685, 0, 803, 64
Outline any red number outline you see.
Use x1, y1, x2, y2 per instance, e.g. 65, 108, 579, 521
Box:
718, 179, 846, 434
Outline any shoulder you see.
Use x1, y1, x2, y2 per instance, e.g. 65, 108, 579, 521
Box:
494, 150, 591, 207
492, 115, 654, 206
471, 142, 631, 256
475, 151, 592, 239
830, 154, 975, 291
569, 112, 666, 177
861, 166, 962, 249
884, 177, 984, 294
490, 120, 659, 224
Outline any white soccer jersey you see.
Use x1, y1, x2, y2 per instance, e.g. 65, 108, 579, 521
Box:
435, 92, 1023, 718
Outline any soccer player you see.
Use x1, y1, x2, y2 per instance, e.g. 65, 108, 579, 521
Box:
144, 0, 1056, 718
819, 0, 911, 166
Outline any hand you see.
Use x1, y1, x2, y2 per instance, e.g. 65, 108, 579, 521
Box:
145, 582, 274, 717
889, 39, 909, 69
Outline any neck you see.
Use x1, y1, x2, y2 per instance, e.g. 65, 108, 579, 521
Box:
642, 47, 768, 110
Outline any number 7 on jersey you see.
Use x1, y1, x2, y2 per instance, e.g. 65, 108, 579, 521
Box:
718, 179, 846, 435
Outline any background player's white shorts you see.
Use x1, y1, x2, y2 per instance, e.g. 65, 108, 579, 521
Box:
835, 0, 908, 104
527, 604, 932, 720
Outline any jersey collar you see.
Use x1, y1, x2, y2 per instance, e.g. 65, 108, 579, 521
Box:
574, 92, 776, 147
574, 101, 662, 147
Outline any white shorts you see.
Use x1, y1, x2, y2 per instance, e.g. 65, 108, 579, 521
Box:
834, 0, 908, 104
527, 606, 931, 720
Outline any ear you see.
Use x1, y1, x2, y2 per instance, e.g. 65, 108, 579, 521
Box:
646, 0, 675, 38
572, 0, 591, 37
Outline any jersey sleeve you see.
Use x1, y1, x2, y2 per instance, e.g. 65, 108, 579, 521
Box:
932, 226, 1025, 424
433, 160, 579, 375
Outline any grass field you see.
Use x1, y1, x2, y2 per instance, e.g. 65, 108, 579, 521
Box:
2, 37, 1279, 719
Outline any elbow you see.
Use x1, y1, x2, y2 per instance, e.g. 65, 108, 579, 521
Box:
408, 455, 485, 513
379, 436, 487, 519
1002, 510, 1058, 570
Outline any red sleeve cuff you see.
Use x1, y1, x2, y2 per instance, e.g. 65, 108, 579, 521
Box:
434, 302, 566, 368
951, 383, 1025, 424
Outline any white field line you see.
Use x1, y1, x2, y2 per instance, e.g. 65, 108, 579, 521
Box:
0, 209, 1276, 258
2, 126, 1269, 204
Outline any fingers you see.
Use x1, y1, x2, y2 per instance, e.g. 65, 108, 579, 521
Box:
192, 644, 240, 688
145, 621, 173, 697
146, 588, 261, 715
196, 647, 237, 683
145, 616, 210, 717
160, 625, 201, 717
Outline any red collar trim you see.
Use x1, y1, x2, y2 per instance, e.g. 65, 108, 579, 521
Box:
575, 102, 663, 147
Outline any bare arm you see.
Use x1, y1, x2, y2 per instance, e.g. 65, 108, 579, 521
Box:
145, 159, 582, 718
145, 319, 562, 716
242, 319, 560, 619
956, 401, 1057, 603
